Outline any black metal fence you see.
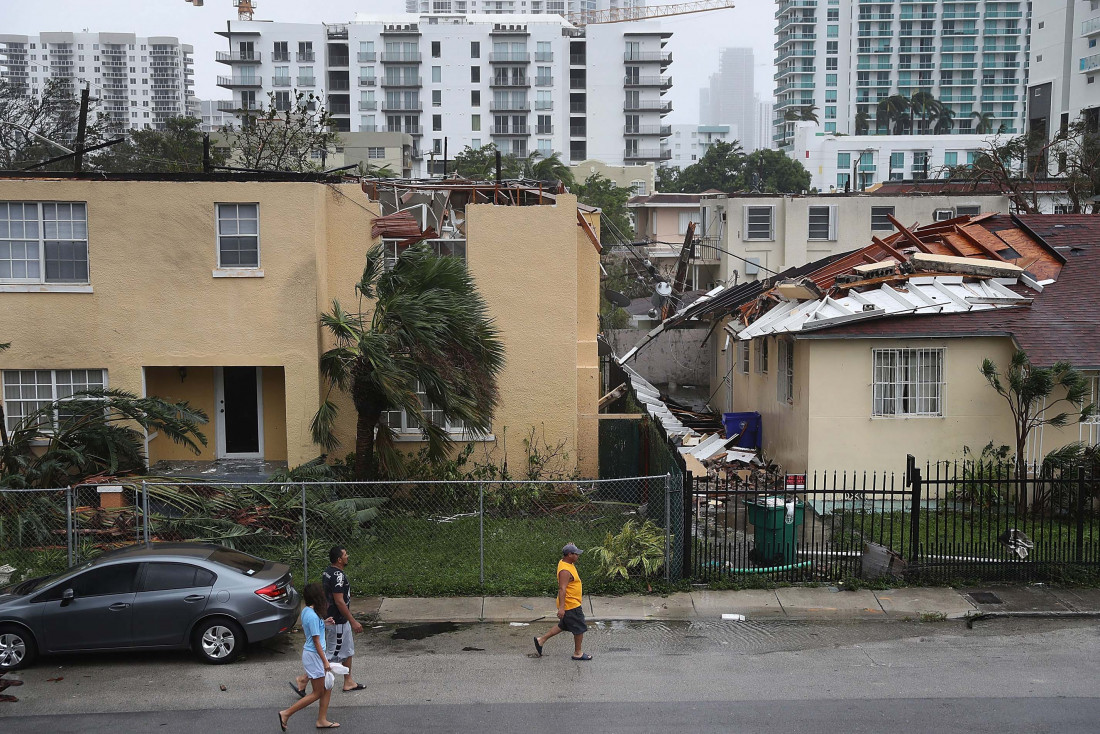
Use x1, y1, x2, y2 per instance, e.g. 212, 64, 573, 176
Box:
689, 456, 1100, 583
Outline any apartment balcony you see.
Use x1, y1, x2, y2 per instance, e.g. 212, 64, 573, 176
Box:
536, 125, 553, 134
570, 126, 586, 137
329, 56, 351, 68
330, 104, 351, 115
942, 11, 980, 18
358, 77, 377, 86
488, 100, 531, 111
216, 52, 262, 64
858, 29, 894, 38
984, 44, 1022, 52
569, 54, 586, 65
490, 126, 530, 136
983, 27, 1021, 36
856, 61, 893, 70
982, 60, 1020, 69
859, 46, 894, 54
857, 12, 894, 20
940, 60, 979, 69
381, 76, 422, 87
381, 101, 423, 111
774, 14, 816, 33
216, 100, 258, 112
490, 76, 530, 87
1083, 53, 1100, 72
940, 78, 976, 86
941, 44, 979, 52
775, 33, 816, 48
357, 52, 377, 62
329, 78, 351, 90
623, 124, 671, 135
981, 93, 1019, 102
327, 25, 349, 40
899, 11, 937, 19
624, 148, 672, 162
489, 52, 530, 63
359, 100, 377, 110
623, 99, 672, 113
534, 75, 553, 86
381, 24, 421, 35
534, 51, 553, 62
776, 48, 817, 62
217, 76, 262, 88
939, 93, 977, 102
490, 24, 530, 35
776, 0, 818, 18
296, 52, 316, 62
985, 10, 1023, 18
272, 52, 291, 62
1083, 16, 1100, 36
623, 51, 672, 65
382, 124, 422, 134
774, 65, 815, 79
569, 103, 586, 114
856, 80, 892, 88
297, 76, 316, 87
624, 76, 672, 89
983, 77, 1019, 85
942, 28, 979, 36
272, 76, 292, 87
534, 100, 553, 110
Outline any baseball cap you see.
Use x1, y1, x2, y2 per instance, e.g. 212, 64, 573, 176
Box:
562, 543, 583, 556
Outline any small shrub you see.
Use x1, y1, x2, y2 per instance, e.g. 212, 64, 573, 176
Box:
952, 442, 1013, 508
590, 519, 667, 580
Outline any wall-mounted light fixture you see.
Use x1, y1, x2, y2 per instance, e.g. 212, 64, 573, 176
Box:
178, 366, 188, 382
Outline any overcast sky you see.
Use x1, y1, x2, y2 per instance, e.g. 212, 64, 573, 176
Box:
5, 0, 778, 125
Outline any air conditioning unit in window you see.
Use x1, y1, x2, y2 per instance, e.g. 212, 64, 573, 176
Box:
933, 208, 954, 222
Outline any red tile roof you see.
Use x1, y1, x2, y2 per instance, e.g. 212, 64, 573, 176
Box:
796, 215, 1100, 369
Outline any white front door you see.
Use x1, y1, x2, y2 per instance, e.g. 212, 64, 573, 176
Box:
214, 366, 264, 459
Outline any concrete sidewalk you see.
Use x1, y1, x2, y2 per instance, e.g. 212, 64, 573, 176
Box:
348, 586, 1100, 624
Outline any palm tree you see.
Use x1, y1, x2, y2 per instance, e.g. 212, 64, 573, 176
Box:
877, 95, 910, 135
529, 152, 574, 187
799, 105, 819, 123
972, 111, 996, 134
933, 105, 955, 135
910, 91, 940, 135
312, 242, 505, 480
854, 109, 871, 135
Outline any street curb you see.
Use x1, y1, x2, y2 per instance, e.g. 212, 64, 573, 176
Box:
965, 610, 1100, 628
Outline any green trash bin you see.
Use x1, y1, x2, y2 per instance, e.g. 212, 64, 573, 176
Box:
744, 497, 805, 566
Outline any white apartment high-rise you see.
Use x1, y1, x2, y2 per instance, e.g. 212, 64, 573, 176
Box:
755, 98, 774, 150
404, 0, 646, 16
0, 32, 195, 135
700, 48, 757, 150
1027, 0, 1100, 143
772, 0, 1031, 148
216, 14, 672, 176
667, 123, 736, 169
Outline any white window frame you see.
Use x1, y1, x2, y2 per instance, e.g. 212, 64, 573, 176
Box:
380, 380, 474, 439
777, 339, 794, 404
743, 205, 775, 241
807, 204, 838, 241
0, 201, 91, 291
738, 338, 750, 374
678, 210, 701, 235
1083, 373, 1100, 425
870, 205, 896, 231
754, 338, 769, 375
382, 238, 467, 271
2, 368, 107, 433
214, 203, 262, 277
872, 347, 945, 417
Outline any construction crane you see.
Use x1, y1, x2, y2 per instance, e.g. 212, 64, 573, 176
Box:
183, 0, 256, 20
568, 0, 735, 26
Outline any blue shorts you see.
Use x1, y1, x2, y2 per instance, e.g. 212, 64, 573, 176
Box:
302, 649, 325, 680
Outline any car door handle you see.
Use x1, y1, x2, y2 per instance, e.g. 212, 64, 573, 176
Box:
184, 595, 206, 603
109, 603, 130, 611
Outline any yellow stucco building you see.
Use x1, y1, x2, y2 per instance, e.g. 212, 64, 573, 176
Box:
0, 175, 600, 477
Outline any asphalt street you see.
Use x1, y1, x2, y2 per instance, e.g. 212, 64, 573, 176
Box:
2, 617, 1099, 732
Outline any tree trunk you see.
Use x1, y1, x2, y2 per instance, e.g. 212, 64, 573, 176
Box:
353, 409, 380, 481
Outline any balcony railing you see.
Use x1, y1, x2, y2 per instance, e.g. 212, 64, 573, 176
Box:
216, 52, 261, 63
624, 148, 672, 161
534, 76, 553, 86
569, 54, 586, 65
357, 52, 377, 62
624, 76, 672, 89
359, 100, 377, 110
380, 52, 422, 63
272, 52, 291, 62
217, 76, 262, 87
381, 101, 423, 111
623, 52, 672, 64
272, 76, 292, 87
297, 76, 316, 86
536, 125, 553, 134
490, 76, 530, 87
569, 126, 585, 137
623, 100, 672, 112
382, 76, 422, 87
489, 101, 531, 111
489, 52, 530, 63
359, 77, 377, 86
329, 56, 351, 67
329, 79, 351, 90
490, 126, 530, 136
624, 125, 671, 135
535, 51, 553, 62
296, 51, 316, 62
534, 100, 553, 110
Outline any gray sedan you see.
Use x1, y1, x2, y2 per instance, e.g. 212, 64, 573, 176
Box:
0, 542, 300, 670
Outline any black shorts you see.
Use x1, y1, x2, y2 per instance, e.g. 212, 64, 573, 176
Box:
560, 606, 587, 635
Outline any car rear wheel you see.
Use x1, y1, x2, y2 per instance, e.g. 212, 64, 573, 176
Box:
191, 618, 245, 665
0, 624, 37, 671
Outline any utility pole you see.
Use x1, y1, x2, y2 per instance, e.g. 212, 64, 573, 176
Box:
663, 220, 696, 320
203, 133, 212, 173
73, 85, 90, 174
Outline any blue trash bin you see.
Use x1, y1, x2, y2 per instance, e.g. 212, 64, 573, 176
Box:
722, 411, 761, 450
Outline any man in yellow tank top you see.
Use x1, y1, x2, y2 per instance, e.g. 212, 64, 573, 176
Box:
532, 543, 591, 660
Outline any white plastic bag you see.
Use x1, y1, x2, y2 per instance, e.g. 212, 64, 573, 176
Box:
324, 671, 335, 691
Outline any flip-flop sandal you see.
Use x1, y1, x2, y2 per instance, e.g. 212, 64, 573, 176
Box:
343, 684, 366, 692
278, 712, 288, 732
316, 724, 341, 729
571, 653, 593, 661
289, 681, 306, 699
533, 637, 543, 657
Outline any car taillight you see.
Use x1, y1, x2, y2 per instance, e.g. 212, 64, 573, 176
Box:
255, 582, 284, 600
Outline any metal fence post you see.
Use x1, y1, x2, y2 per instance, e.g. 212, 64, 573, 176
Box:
664, 473, 672, 584
66, 486, 74, 567
1076, 467, 1086, 564
909, 467, 922, 565
301, 483, 309, 583
142, 481, 150, 544
479, 481, 485, 587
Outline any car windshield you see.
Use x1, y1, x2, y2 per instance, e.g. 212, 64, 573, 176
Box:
208, 547, 266, 575
0, 558, 97, 596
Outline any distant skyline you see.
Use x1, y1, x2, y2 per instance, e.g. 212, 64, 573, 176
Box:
4, 0, 778, 132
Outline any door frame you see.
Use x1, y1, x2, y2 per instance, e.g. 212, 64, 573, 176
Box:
214, 366, 265, 459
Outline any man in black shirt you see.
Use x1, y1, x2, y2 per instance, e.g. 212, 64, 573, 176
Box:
294, 545, 365, 696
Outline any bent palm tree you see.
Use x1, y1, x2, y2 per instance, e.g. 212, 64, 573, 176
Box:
312, 242, 505, 480
854, 109, 871, 135
910, 91, 940, 134
972, 111, 996, 134
933, 106, 955, 134
529, 152, 574, 187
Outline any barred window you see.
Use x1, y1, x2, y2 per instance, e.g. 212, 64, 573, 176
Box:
0, 201, 89, 283
872, 348, 944, 417
754, 338, 769, 375
2, 368, 106, 433
778, 339, 794, 404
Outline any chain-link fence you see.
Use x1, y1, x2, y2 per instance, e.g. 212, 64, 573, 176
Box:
0, 475, 677, 595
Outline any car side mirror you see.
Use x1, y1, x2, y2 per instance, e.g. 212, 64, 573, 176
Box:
61, 588, 75, 606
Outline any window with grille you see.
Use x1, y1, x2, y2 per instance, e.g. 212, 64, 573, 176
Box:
744, 206, 774, 241
0, 201, 89, 284
872, 348, 945, 417
870, 205, 895, 231
380, 380, 467, 435
755, 338, 769, 375
1084, 373, 1100, 424
367, 146, 386, 159
2, 368, 106, 433
215, 203, 259, 268
382, 238, 466, 271
777, 339, 794, 403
